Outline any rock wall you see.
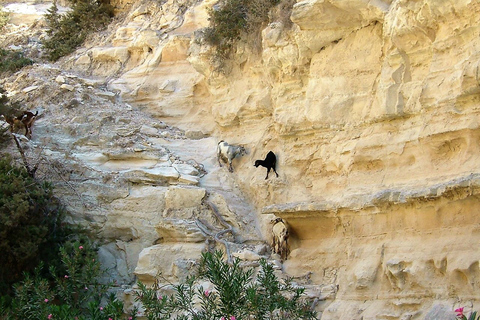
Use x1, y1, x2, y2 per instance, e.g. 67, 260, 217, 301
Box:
2, 0, 480, 318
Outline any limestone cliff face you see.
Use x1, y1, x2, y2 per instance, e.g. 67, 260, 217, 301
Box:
2, 0, 480, 318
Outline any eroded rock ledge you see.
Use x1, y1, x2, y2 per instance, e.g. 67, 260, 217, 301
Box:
263, 173, 480, 216
263, 174, 480, 319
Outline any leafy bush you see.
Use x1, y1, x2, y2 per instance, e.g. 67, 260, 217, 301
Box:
43, 0, 114, 61
135, 250, 317, 320
202, 0, 281, 61
0, 49, 33, 74
1, 240, 134, 320
0, 156, 133, 319
0, 155, 68, 293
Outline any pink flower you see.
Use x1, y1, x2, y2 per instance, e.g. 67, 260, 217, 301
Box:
79, 246, 84, 250
455, 307, 464, 317
230, 317, 236, 320
221, 318, 225, 320
99, 307, 103, 311
44, 298, 49, 303
108, 318, 112, 320
128, 318, 133, 320
204, 290, 209, 297
47, 314, 53, 319
85, 287, 88, 290
64, 275, 68, 278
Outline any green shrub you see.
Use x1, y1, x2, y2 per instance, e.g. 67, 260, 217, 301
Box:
202, 0, 281, 62
0, 49, 33, 74
43, 0, 113, 61
135, 250, 317, 320
1, 240, 133, 320
0, 155, 67, 293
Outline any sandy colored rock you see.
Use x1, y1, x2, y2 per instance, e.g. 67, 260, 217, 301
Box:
134, 243, 206, 284
165, 186, 206, 209
3, 0, 480, 318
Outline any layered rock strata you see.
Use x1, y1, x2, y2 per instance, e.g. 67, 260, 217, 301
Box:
2, 0, 480, 318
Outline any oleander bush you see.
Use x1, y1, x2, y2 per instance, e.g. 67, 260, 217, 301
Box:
0, 240, 134, 320
135, 250, 317, 320
456, 307, 480, 320
43, 0, 114, 61
0, 156, 135, 319
0, 155, 68, 293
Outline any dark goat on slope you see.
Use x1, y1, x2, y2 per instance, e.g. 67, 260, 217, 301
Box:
254, 151, 279, 179
5, 111, 38, 139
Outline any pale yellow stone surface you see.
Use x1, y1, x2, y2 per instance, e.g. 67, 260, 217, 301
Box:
2, 0, 480, 318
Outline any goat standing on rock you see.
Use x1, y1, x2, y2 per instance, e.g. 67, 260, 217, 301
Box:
271, 217, 289, 260
254, 151, 279, 179
217, 140, 247, 172
5, 111, 38, 139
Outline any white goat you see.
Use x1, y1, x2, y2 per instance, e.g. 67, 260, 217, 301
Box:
217, 140, 247, 172
271, 217, 290, 260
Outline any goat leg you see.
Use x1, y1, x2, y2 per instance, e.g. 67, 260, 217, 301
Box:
265, 167, 271, 179
218, 155, 223, 167
229, 162, 233, 172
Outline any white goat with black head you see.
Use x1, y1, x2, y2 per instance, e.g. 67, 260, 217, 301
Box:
217, 140, 247, 172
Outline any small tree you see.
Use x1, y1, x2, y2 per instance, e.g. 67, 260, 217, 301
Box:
44, 0, 114, 61
0, 155, 66, 293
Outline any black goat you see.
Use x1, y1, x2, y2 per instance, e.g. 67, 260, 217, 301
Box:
254, 151, 279, 179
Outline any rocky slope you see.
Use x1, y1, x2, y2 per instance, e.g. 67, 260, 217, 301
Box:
2, 0, 480, 319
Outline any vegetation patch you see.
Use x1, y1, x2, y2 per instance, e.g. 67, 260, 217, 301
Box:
43, 0, 114, 61
202, 0, 280, 64
135, 250, 317, 320
0, 155, 68, 293
0, 49, 33, 75
0, 240, 133, 320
